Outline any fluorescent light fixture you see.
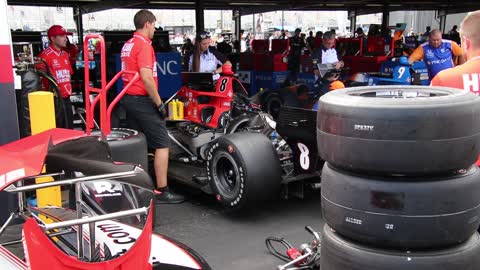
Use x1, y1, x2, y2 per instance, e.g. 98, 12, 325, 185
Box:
149, 1, 195, 4
229, 2, 277, 5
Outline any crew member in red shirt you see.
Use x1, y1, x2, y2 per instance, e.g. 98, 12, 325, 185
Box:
121, 9, 184, 204
431, 10, 480, 165
37, 25, 74, 129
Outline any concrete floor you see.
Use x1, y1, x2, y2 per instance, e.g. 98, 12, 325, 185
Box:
154, 188, 324, 270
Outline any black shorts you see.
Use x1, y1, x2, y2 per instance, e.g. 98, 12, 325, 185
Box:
122, 95, 170, 149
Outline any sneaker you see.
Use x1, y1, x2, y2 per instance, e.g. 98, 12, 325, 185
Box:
154, 189, 185, 204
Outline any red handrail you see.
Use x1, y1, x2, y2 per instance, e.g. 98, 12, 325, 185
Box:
83, 34, 139, 135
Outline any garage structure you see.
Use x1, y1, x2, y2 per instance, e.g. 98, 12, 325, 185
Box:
6, 0, 480, 45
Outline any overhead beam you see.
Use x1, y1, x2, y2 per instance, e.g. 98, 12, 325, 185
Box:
81, 0, 146, 14
5, 0, 480, 16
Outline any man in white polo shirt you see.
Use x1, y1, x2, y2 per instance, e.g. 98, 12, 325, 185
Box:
311, 31, 345, 91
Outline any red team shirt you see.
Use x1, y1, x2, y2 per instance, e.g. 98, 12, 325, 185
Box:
120, 32, 158, 96
38, 45, 73, 98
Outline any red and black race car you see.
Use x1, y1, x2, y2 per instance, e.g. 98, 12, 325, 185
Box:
163, 67, 322, 210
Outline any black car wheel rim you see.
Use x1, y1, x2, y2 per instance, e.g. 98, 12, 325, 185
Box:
213, 152, 240, 199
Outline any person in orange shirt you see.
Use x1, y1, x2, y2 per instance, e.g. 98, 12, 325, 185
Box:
430, 10, 480, 94
408, 29, 463, 79
431, 10, 480, 166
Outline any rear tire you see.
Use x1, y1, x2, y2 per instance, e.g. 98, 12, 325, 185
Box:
207, 132, 281, 210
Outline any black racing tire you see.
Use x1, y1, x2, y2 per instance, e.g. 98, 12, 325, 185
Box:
207, 132, 281, 210
317, 86, 480, 175
263, 92, 284, 120
321, 224, 480, 270
321, 163, 480, 249
93, 128, 149, 172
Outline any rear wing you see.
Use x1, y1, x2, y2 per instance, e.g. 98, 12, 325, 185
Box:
276, 106, 322, 173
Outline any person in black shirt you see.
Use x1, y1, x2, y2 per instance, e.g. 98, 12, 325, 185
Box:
448, 25, 461, 44
306, 31, 315, 52
288, 28, 306, 83
181, 38, 193, 56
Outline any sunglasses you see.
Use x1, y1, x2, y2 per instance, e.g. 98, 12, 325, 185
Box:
198, 32, 211, 39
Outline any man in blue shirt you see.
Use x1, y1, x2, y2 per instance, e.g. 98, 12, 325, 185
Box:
408, 29, 464, 79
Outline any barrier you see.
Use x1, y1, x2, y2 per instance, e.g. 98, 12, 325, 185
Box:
28, 91, 61, 208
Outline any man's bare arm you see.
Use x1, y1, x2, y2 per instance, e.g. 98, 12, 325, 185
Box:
140, 67, 162, 106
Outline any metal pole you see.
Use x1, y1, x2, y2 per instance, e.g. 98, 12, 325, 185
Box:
43, 207, 149, 231
8, 170, 139, 193
438, 10, 447, 34
282, 10, 284, 30
75, 6, 84, 46
234, 10, 241, 42
195, 0, 204, 32
349, 10, 357, 36
381, 6, 390, 35
75, 182, 84, 259
253, 13, 255, 36
221, 10, 223, 31
89, 222, 96, 260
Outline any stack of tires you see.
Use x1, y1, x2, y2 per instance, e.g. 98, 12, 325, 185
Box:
317, 86, 480, 270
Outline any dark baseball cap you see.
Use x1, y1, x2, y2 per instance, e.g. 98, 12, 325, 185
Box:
47, 25, 73, 38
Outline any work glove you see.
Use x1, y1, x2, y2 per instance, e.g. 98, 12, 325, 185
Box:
157, 103, 167, 120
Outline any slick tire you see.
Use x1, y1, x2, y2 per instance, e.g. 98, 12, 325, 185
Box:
321, 224, 480, 270
207, 132, 281, 210
94, 128, 149, 172
317, 86, 480, 175
321, 163, 480, 249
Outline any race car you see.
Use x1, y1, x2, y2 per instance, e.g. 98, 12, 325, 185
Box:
163, 68, 322, 210
255, 68, 349, 118
79, 34, 321, 212
0, 128, 210, 270
351, 56, 430, 86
